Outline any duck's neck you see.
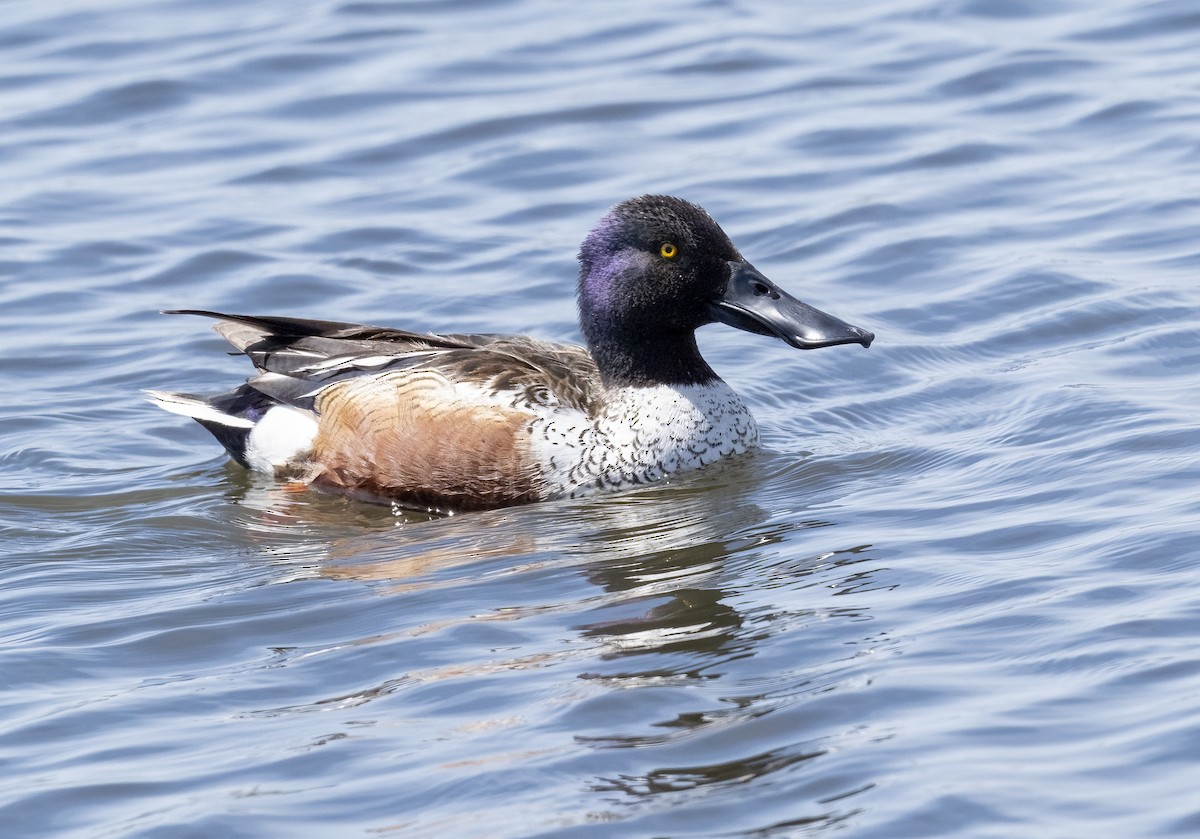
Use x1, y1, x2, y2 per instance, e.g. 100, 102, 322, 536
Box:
588, 330, 720, 389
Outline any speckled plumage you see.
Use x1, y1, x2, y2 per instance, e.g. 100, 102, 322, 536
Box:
150, 195, 872, 513
528, 381, 759, 496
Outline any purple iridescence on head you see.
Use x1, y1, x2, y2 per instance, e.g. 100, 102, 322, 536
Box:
577, 208, 633, 331
582, 249, 632, 311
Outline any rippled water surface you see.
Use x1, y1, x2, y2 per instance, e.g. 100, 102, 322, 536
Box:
3, 1, 1200, 836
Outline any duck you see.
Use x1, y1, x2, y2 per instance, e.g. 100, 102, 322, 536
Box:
149, 195, 873, 514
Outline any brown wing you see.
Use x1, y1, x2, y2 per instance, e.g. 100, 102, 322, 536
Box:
431, 335, 600, 413
168, 310, 602, 414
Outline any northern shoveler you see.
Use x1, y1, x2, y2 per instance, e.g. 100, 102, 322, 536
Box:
149, 195, 873, 513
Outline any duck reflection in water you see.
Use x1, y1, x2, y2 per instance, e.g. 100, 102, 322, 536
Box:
228, 452, 885, 822
228, 453, 878, 662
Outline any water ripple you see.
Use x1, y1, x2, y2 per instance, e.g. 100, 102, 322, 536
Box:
2, 0, 1200, 836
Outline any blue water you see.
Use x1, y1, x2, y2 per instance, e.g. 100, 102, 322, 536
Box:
3, 1, 1200, 836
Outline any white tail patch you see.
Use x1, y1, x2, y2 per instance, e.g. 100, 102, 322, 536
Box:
144, 390, 254, 428
244, 405, 319, 472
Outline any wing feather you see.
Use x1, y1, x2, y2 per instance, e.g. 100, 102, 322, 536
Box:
167, 310, 601, 414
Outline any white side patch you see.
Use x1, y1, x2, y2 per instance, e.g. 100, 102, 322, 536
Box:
244, 405, 319, 472
145, 390, 254, 428
527, 381, 759, 498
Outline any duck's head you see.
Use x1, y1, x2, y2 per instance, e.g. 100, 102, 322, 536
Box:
577, 195, 873, 386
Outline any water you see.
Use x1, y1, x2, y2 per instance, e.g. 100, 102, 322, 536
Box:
2, 0, 1199, 835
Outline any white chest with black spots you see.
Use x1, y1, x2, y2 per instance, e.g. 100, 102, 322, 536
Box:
527, 381, 759, 497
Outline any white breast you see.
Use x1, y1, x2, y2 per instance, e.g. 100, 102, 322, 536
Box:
527, 381, 759, 497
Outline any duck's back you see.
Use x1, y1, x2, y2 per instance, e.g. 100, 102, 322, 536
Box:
196, 311, 600, 412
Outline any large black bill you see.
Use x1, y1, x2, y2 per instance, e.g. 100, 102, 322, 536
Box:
710, 261, 874, 350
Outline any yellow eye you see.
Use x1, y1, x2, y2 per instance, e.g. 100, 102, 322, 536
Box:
660, 242, 678, 259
